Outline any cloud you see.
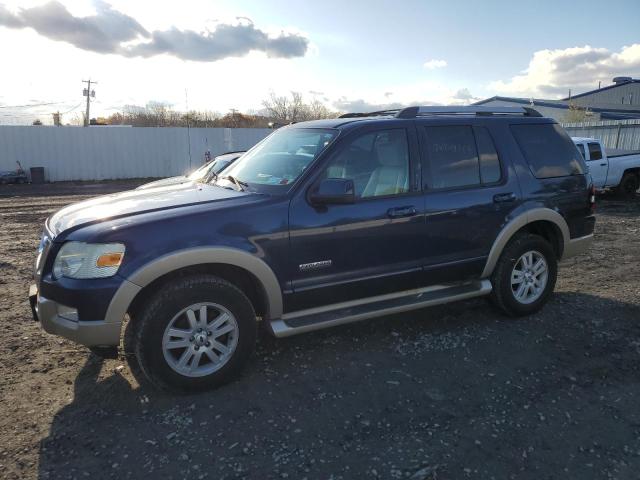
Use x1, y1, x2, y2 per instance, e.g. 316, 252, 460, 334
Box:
489, 44, 640, 98
0, 1, 309, 62
0, 1, 148, 53
124, 23, 308, 61
333, 97, 440, 113
423, 59, 447, 69
0, 3, 22, 28
452, 88, 479, 103
332, 83, 478, 112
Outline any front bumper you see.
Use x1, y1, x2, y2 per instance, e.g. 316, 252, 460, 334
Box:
29, 282, 139, 347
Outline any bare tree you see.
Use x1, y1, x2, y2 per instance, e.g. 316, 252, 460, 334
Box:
100, 105, 270, 128
262, 91, 337, 123
563, 102, 591, 123
262, 92, 291, 122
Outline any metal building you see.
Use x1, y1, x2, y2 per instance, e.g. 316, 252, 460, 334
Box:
474, 77, 640, 122
568, 77, 640, 113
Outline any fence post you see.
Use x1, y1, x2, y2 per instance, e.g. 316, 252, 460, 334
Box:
615, 123, 622, 149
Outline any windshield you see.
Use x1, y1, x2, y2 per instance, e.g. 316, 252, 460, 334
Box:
216, 128, 337, 193
189, 156, 238, 182
188, 161, 214, 180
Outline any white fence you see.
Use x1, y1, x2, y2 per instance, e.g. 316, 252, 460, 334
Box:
0, 126, 271, 182
2, 121, 639, 182
560, 119, 640, 151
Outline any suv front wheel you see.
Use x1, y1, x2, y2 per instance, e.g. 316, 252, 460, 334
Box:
134, 274, 257, 392
489, 233, 557, 316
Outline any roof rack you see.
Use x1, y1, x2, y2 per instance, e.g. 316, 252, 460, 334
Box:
338, 105, 543, 119
395, 106, 543, 118
338, 109, 401, 118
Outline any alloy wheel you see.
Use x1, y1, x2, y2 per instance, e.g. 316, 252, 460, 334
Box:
510, 250, 548, 305
161, 302, 239, 377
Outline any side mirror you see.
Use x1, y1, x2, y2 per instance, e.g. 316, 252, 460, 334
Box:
310, 178, 355, 205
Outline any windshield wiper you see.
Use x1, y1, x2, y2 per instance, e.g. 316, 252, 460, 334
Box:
222, 175, 248, 192
205, 170, 218, 184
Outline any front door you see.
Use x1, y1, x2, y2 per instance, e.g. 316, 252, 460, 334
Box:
585, 142, 608, 188
286, 124, 425, 313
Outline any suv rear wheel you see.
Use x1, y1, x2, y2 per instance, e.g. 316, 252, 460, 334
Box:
134, 275, 257, 392
489, 233, 557, 316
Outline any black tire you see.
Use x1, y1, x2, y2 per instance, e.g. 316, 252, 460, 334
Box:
489, 233, 557, 317
617, 172, 639, 199
135, 274, 257, 393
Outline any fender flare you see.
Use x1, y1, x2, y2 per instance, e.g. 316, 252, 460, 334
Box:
104, 247, 283, 328
481, 208, 570, 278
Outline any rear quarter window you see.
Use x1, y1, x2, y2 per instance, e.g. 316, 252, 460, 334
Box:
511, 124, 585, 178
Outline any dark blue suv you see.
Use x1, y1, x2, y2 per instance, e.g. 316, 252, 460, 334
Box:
29, 106, 595, 392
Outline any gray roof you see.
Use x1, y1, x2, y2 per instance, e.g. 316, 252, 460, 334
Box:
562, 79, 640, 101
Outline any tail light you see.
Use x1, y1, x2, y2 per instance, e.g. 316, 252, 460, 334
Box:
589, 184, 596, 213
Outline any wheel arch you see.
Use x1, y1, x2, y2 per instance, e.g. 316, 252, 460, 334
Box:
104, 248, 283, 331
481, 208, 569, 278
620, 168, 640, 185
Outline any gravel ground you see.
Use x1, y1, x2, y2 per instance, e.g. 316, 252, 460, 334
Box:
1, 182, 639, 480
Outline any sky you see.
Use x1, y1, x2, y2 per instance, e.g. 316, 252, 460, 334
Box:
0, 0, 639, 125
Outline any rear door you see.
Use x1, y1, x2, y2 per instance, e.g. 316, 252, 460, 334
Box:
417, 123, 520, 283
585, 141, 608, 188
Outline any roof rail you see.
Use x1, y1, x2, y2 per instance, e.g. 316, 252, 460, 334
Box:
338, 109, 401, 118
395, 106, 543, 118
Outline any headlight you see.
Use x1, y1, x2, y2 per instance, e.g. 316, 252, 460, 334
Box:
53, 242, 125, 279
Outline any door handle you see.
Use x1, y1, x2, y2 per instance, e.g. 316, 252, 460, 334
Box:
600, 163, 606, 166
493, 192, 516, 203
387, 206, 417, 218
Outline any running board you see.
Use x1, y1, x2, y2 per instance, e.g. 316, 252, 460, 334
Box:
269, 280, 492, 338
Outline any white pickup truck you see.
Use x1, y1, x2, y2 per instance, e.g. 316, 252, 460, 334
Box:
572, 137, 640, 197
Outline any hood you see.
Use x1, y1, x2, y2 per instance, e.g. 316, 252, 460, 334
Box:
48, 181, 247, 236
136, 175, 189, 190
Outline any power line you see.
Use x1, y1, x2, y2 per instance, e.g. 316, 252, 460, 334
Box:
59, 102, 82, 115
0, 101, 73, 109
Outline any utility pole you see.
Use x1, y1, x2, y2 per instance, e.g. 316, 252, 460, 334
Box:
82, 79, 97, 127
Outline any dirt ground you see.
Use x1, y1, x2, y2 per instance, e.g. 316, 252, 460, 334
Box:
1, 181, 639, 480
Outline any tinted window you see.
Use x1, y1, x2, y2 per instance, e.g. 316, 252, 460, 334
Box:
474, 126, 501, 184
424, 126, 480, 189
511, 124, 585, 178
588, 142, 603, 161
576, 143, 586, 159
323, 129, 409, 198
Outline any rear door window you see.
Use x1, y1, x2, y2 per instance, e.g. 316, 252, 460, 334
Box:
576, 143, 586, 159
423, 126, 480, 189
510, 123, 585, 178
422, 125, 502, 189
587, 142, 603, 161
